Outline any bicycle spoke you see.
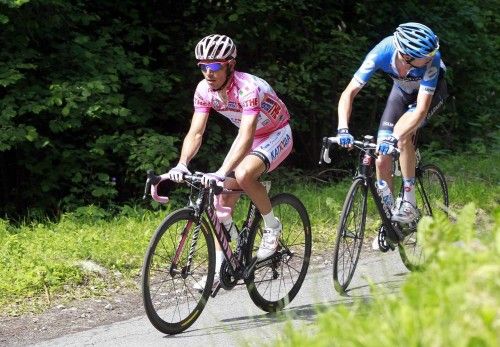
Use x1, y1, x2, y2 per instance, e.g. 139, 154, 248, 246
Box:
399, 164, 448, 271
333, 178, 366, 292
142, 209, 214, 334
246, 193, 311, 312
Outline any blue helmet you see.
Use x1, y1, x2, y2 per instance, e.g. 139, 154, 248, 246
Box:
393, 22, 439, 58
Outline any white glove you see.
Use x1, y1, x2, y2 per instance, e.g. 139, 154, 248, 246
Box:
167, 163, 191, 183
201, 169, 226, 187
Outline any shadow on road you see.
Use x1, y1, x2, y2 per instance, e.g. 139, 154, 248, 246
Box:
162, 276, 406, 340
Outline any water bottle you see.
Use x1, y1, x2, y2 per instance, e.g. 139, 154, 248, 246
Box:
376, 179, 394, 210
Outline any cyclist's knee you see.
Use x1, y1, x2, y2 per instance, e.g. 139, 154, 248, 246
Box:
376, 155, 392, 173
234, 167, 255, 187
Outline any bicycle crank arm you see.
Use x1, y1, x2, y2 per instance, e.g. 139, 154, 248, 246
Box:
210, 282, 222, 298
243, 257, 258, 280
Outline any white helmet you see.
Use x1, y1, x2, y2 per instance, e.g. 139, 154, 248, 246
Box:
195, 34, 237, 60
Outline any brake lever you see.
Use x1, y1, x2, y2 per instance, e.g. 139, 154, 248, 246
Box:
319, 137, 331, 165
143, 169, 161, 200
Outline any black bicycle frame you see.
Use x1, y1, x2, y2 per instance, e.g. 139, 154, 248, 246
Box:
354, 147, 404, 242
197, 188, 260, 276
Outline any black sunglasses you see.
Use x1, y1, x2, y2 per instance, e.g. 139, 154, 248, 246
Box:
401, 54, 431, 68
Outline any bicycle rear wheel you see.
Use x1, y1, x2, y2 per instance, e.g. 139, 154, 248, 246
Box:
398, 164, 448, 270
333, 177, 368, 294
245, 193, 311, 312
142, 208, 215, 335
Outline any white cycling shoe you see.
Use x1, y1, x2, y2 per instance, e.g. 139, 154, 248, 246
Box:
256, 221, 282, 260
391, 198, 419, 224
372, 235, 381, 250
193, 273, 220, 292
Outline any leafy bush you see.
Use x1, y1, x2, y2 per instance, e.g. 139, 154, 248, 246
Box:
0, 0, 497, 221
276, 204, 500, 347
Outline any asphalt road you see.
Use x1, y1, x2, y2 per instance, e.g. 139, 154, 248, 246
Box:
32, 250, 408, 347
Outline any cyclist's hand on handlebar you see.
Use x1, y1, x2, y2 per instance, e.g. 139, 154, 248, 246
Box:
201, 170, 225, 187
167, 163, 191, 183
376, 135, 399, 155
337, 128, 354, 148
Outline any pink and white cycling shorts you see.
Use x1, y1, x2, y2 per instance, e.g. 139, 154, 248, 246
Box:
250, 124, 292, 173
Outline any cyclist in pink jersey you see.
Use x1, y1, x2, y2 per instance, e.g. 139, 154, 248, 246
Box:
166, 34, 293, 289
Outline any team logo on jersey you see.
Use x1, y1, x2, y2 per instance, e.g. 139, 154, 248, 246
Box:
242, 98, 258, 108
423, 66, 438, 81
226, 101, 241, 112
261, 94, 282, 120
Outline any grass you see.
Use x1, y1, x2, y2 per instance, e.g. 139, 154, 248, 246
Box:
0, 152, 498, 315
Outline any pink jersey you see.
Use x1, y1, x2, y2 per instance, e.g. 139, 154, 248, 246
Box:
193, 71, 290, 137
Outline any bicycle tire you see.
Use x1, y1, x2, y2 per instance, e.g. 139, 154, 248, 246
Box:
142, 208, 215, 335
245, 193, 311, 312
398, 164, 448, 271
333, 177, 368, 294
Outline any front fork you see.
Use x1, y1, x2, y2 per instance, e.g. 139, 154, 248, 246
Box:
169, 218, 202, 278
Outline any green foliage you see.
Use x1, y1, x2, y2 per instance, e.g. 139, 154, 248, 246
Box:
276, 203, 500, 347
0, 0, 497, 217
1, 153, 496, 315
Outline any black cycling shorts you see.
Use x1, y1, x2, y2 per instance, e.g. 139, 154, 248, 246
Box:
377, 71, 448, 141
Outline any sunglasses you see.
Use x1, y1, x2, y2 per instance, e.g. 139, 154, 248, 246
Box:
197, 61, 229, 72
401, 54, 431, 68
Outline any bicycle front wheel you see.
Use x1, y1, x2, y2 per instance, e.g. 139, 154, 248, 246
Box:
245, 193, 311, 312
398, 164, 448, 271
333, 177, 368, 294
142, 208, 215, 335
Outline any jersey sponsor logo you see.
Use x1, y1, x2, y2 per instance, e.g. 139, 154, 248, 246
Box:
261, 140, 272, 150
422, 86, 435, 93
242, 98, 258, 108
382, 121, 394, 127
194, 92, 211, 107
358, 53, 376, 74
270, 133, 291, 161
226, 101, 241, 112
261, 118, 270, 127
423, 66, 438, 81
388, 73, 422, 82
261, 94, 282, 120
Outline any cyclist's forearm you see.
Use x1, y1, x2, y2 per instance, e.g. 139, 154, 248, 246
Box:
394, 91, 432, 138
337, 93, 353, 129
178, 132, 203, 166
393, 111, 426, 138
337, 79, 361, 129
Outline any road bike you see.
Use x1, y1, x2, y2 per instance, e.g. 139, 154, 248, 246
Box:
141, 170, 311, 334
319, 135, 448, 293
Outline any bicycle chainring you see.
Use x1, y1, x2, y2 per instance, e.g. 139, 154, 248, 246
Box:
219, 259, 238, 290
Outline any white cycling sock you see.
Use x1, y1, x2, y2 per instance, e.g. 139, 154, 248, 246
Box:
402, 177, 417, 206
215, 250, 223, 275
262, 211, 279, 229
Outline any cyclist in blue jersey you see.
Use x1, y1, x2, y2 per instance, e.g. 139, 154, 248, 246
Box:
336, 23, 448, 230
